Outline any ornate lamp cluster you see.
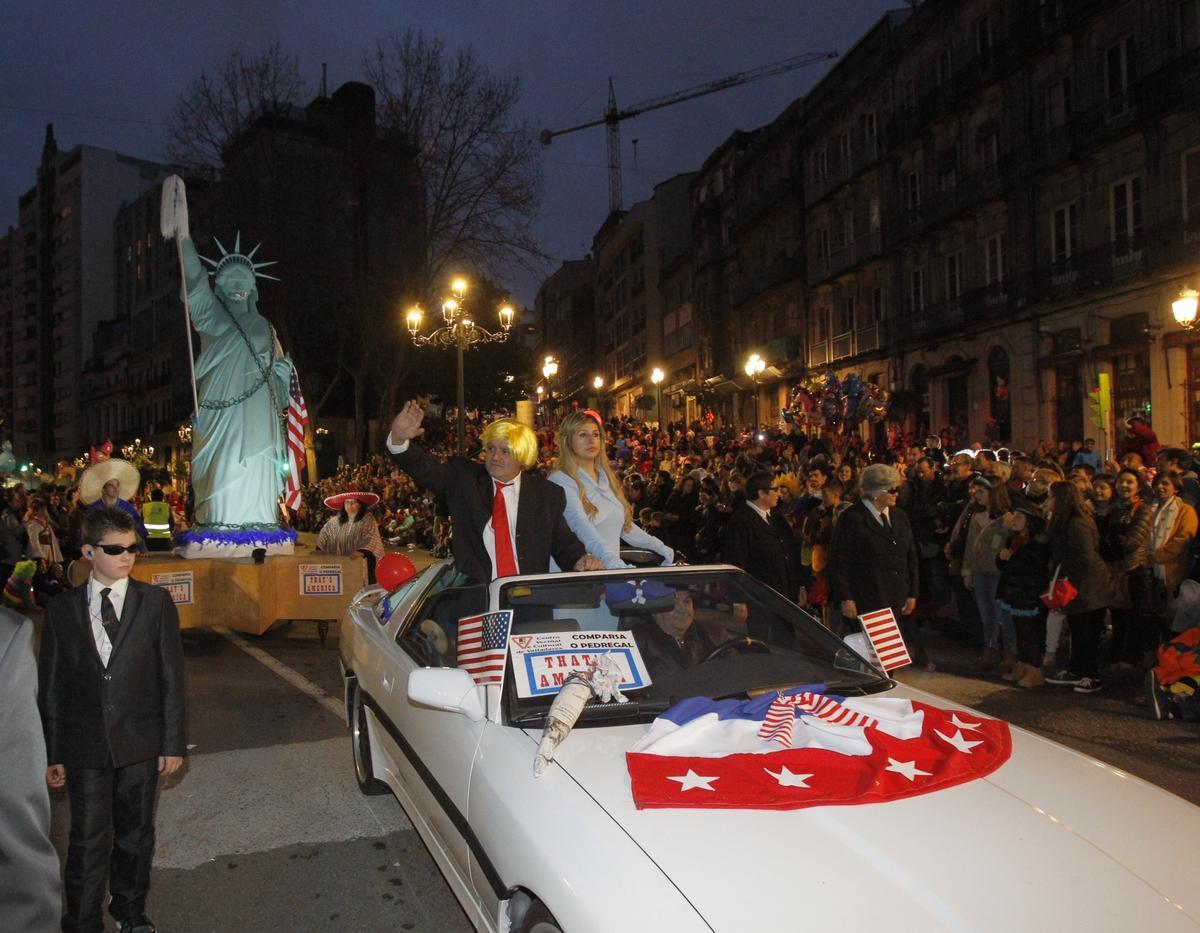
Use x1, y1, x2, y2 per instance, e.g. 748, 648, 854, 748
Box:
405, 278, 514, 350
121, 437, 155, 468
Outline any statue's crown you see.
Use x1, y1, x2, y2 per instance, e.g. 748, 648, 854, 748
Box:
200, 232, 279, 282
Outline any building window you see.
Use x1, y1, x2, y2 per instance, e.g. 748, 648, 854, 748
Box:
836, 294, 855, 335
861, 111, 877, 148
985, 233, 1006, 284
977, 128, 1000, 168
1052, 202, 1079, 263
936, 47, 954, 85
1187, 340, 1200, 444
905, 170, 921, 209
1045, 77, 1072, 130
1183, 0, 1200, 51
976, 16, 993, 60
1110, 176, 1143, 247
987, 346, 1012, 441
837, 133, 851, 167
945, 252, 962, 298
813, 148, 828, 184
909, 267, 925, 312
871, 286, 883, 323
1112, 350, 1151, 424
1183, 148, 1200, 221
815, 228, 831, 271
1105, 36, 1136, 116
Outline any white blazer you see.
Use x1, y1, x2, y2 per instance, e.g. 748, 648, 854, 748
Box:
548, 468, 674, 569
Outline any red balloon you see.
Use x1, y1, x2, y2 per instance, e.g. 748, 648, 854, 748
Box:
376, 552, 417, 591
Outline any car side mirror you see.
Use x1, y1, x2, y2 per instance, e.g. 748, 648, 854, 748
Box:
407, 667, 486, 722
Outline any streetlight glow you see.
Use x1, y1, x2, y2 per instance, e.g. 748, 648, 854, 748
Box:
405, 306, 423, 334
593, 375, 604, 390
651, 367, 664, 385
1173, 287, 1199, 329
451, 277, 468, 296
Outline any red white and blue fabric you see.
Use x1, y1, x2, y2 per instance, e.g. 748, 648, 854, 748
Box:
626, 687, 1011, 810
456, 610, 513, 685
284, 368, 308, 510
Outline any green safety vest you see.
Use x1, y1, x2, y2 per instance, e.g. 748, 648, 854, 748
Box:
142, 500, 172, 538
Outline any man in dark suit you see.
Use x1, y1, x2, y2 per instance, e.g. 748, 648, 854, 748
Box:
0, 605, 62, 932
722, 471, 801, 602
829, 463, 922, 656
387, 401, 602, 582
38, 507, 186, 933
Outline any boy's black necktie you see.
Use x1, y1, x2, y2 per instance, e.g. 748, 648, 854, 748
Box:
100, 587, 119, 640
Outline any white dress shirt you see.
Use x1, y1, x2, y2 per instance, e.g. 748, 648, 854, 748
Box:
747, 500, 772, 524
482, 473, 522, 579
88, 574, 130, 667
863, 499, 891, 527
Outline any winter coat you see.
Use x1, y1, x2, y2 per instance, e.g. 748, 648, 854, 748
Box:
1100, 497, 1154, 610
1048, 513, 1110, 615
1151, 497, 1199, 597
997, 532, 1053, 614
963, 514, 1008, 576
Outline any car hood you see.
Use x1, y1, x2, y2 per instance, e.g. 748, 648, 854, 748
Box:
544, 685, 1200, 931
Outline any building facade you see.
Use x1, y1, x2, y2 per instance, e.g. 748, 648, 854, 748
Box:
4, 127, 170, 460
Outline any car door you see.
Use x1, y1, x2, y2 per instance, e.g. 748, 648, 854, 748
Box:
381, 576, 491, 892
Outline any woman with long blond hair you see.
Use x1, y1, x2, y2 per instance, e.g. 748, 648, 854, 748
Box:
549, 410, 673, 569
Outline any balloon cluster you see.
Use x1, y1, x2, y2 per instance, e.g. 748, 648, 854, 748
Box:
787, 371, 890, 429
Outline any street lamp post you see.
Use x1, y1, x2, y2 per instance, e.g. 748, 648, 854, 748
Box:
744, 353, 765, 431
407, 278, 514, 454
651, 367, 664, 428
542, 356, 559, 426
592, 375, 605, 416
1173, 286, 1199, 330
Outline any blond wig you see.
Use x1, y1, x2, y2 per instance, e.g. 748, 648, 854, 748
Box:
480, 418, 538, 468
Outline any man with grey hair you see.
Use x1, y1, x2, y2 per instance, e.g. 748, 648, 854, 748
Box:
829, 464, 924, 663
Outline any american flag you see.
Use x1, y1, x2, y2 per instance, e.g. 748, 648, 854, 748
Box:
758, 692, 879, 747
456, 610, 512, 685
284, 368, 308, 510
860, 607, 913, 671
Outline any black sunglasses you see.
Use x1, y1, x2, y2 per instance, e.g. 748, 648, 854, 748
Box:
885, 487, 901, 494
95, 543, 139, 555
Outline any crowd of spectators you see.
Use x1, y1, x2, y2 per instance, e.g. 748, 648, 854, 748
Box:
4, 404, 1198, 709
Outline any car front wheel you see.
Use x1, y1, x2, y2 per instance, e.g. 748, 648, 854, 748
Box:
516, 901, 563, 933
351, 682, 389, 796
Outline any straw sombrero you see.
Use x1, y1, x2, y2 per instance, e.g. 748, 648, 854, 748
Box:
324, 485, 380, 509
79, 458, 140, 505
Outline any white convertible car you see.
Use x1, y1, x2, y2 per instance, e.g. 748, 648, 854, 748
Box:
339, 560, 1200, 933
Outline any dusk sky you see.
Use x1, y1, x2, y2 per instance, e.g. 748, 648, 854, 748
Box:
2, 1, 901, 305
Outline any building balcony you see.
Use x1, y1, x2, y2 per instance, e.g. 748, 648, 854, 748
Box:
808, 339, 829, 369
1069, 88, 1141, 153
1145, 215, 1200, 269
1026, 237, 1148, 301
732, 176, 800, 233
1141, 48, 1200, 120
812, 230, 883, 285
905, 282, 1017, 343
730, 254, 802, 307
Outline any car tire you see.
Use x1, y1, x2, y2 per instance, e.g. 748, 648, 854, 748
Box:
516, 901, 563, 933
350, 682, 390, 796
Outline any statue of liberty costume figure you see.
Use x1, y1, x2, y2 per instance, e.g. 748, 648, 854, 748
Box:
160, 175, 297, 557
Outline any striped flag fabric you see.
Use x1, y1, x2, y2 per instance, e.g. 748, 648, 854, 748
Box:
456, 610, 513, 685
284, 368, 308, 510
758, 692, 879, 747
859, 607, 912, 671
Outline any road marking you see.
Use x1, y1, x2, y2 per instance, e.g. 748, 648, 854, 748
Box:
213, 626, 344, 719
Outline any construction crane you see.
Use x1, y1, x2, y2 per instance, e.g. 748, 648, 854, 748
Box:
540, 50, 838, 214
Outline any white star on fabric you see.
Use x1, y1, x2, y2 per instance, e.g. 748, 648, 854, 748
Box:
885, 758, 932, 781
765, 766, 813, 788
668, 769, 719, 792
949, 713, 982, 731
935, 729, 983, 754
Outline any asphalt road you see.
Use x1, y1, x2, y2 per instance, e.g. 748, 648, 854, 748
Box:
33, 578, 1200, 932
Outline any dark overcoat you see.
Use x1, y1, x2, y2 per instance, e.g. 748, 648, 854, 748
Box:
828, 501, 919, 615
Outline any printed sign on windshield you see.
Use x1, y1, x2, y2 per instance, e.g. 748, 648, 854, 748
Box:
508, 630, 651, 698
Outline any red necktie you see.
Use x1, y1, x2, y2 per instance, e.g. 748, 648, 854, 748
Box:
492, 481, 518, 578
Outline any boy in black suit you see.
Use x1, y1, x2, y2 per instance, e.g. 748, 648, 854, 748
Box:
39, 507, 186, 933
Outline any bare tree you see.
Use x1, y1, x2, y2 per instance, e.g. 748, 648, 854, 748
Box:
164, 44, 308, 171
364, 29, 547, 287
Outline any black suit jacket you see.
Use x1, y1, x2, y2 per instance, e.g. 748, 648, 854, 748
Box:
828, 501, 920, 615
38, 579, 186, 769
393, 441, 586, 583
721, 504, 801, 601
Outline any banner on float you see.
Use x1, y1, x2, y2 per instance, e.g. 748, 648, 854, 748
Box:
508, 630, 651, 698
151, 570, 194, 606
299, 562, 343, 596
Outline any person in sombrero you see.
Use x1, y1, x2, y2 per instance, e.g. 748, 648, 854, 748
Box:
79, 458, 148, 551
315, 486, 385, 583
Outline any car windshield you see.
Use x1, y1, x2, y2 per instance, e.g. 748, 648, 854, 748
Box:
498, 569, 890, 728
